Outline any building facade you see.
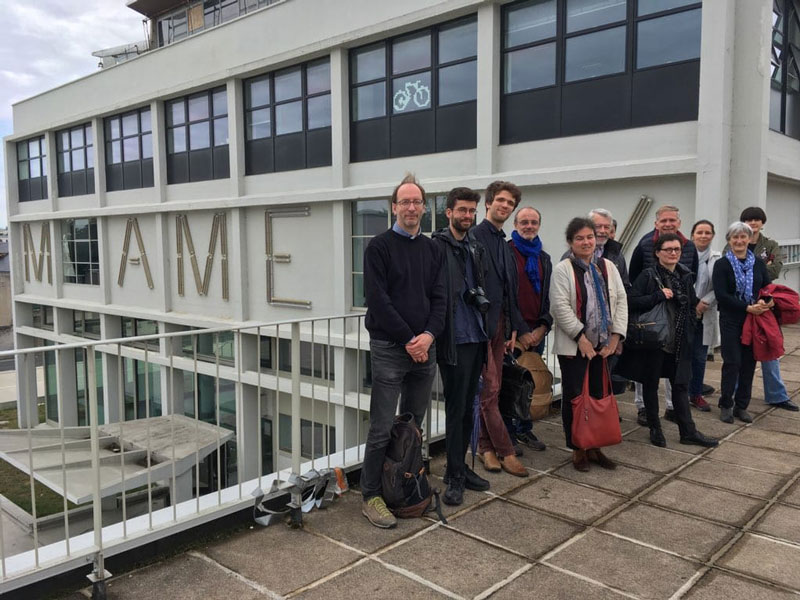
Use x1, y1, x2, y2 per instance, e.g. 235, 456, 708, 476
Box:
4, 0, 800, 490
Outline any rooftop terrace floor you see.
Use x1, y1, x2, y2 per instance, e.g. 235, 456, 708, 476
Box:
58, 327, 800, 600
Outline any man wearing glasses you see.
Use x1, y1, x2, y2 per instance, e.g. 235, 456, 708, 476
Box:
360, 174, 446, 528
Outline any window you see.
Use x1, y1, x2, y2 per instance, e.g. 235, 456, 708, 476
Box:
74, 311, 101, 339
244, 57, 332, 174
771, 0, 800, 138
181, 329, 234, 363
350, 15, 478, 162
278, 415, 336, 459
259, 335, 273, 369
32, 304, 54, 330
43, 341, 57, 422
57, 123, 95, 197
17, 136, 47, 202
122, 318, 160, 350
167, 87, 230, 183
124, 358, 161, 421
158, 7, 190, 46
105, 107, 153, 191
277, 339, 334, 379
501, 0, 702, 144
204, 0, 239, 27
62, 218, 99, 285
157, 0, 279, 47
75, 348, 104, 426
351, 195, 447, 307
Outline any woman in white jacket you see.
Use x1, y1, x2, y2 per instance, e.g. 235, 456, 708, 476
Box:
550, 217, 628, 472
689, 220, 720, 410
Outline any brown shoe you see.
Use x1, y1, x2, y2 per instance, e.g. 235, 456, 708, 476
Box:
499, 454, 529, 477
587, 448, 616, 470
478, 450, 501, 472
572, 449, 589, 472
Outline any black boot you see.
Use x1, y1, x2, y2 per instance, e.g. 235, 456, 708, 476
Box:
443, 475, 465, 506
463, 465, 490, 491
649, 425, 666, 447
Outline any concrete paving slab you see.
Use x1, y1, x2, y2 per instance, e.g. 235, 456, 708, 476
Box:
427, 473, 493, 519
600, 503, 734, 561
203, 523, 361, 595
602, 441, 692, 473
718, 533, 800, 590
294, 559, 449, 599
491, 563, 624, 600
753, 503, 800, 544
678, 459, 787, 498
527, 421, 569, 449
780, 480, 800, 506
551, 462, 660, 497
448, 497, 581, 558
301, 490, 431, 553
516, 447, 572, 473
753, 414, 800, 435
428, 449, 540, 496
707, 442, 800, 475
546, 529, 699, 599
684, 569, 798, 600
507, 475, 625, 524
102, 553, 264, 600
644, 479, 765, 526
732, 427, 800, 454
378, 526, 528, 598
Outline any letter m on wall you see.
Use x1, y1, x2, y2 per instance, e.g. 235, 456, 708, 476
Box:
23, 222, 52, 284
175, 213, 229, 300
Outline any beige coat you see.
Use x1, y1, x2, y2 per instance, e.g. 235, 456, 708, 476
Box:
549, 257, 629, 357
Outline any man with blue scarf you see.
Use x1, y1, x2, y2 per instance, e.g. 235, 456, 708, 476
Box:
507, 207, 552, 451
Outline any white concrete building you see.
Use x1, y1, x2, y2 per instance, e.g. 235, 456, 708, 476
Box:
4, 0, 800, 496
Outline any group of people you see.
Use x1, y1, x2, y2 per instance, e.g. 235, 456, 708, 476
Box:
358, 174, 796, 529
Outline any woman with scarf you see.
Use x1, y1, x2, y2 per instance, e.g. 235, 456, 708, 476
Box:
550, 218, 628, 471
618, 234, 718, 448
713, 222, 773, 424
689, 220, 720, 411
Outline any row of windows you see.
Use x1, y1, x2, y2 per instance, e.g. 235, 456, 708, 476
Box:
770, 0, 800, 139
157, 0, 280, 47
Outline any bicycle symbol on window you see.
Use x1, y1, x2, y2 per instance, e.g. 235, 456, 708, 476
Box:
393, 80, 431, 112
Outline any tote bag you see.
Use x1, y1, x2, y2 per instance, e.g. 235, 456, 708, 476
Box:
571, 360, 622, 449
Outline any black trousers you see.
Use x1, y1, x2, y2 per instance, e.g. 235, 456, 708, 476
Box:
558, 355, 607, 450
719, 318, 756, 410
640, 351, 697, 438
439, 342, 486, 478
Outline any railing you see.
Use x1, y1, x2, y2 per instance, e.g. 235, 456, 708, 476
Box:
778, 238, 800, 270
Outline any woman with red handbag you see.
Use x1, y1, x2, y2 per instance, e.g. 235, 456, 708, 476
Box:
549, 218, 628, 471
618, 233, 718, 449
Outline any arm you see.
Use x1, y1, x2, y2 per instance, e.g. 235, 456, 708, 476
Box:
627, 269, 666, 313
629, 244, 643, 283
537, 254, 554, 332
423, 244, 447, 339
363, 240, 415, 343
765, 238, 783, 281
607, 261, 628, 338
712, 259, 749, 314
549, 262, 584, 340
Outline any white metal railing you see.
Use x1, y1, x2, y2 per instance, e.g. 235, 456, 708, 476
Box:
779, 238, 800, 270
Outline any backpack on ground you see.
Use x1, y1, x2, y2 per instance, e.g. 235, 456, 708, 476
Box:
381, 413, 446, 523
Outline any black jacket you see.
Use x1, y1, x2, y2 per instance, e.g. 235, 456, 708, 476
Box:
471, 220, 529, 339
629, 229, 699, 283
617, 263, 697, 385
432, 228, 489, 366
713, 256, 771, 329
510, 240, 553, 332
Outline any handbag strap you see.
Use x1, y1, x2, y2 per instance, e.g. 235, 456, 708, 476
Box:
582, 358, 612, 398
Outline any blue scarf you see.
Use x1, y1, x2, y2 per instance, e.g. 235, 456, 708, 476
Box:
511, 231, 542, 293
588, 260, 610, 341
725, 249, 755, 303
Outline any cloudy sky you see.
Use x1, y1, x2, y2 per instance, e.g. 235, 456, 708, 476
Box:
0, 1, 145, 226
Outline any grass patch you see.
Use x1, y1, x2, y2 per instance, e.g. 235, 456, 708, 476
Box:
0, 403, 46, 429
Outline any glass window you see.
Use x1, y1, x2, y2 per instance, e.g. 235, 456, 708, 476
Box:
247, 77, 270, 108
352, 44, 385, 83
307, 95, 332, 129
306, 60, 331, 94
638, 0, 698, 16
123, 136, 140, 161
17, 136, 47, 201
392, 72, 432, 114
170, 101, 187, 126
190, 122, 211, 149
565, 25, 626, 82
438, 61, 477, 105
393, 32, 431, 74
169, 127, 187, 153
247, 108, 271, 139
353, 82, 386, 120
188, 95, 210, 121
505, 0, 557, 47
213, 117, 229, 146
62, 218, 100, 285
637, 9, 702, 69
122, 113, 139, 137
567, 0, 627, 33
276, 101, 303, 135
504, 43, 557, 92
213, 89, 227, 116
274, 67, 302, 101
104, 107, 153, 191
439, 19, 478, 63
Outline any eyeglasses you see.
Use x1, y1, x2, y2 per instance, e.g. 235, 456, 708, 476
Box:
660, 247, 682, 254
395, 199, 424, 207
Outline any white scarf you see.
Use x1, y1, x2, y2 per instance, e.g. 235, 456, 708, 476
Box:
695, 246, 712, 298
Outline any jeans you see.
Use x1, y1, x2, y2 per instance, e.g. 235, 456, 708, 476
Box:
689, 331, 709, 398
762, 359, 790, 404
360, 339, 437, 499
478, 313, 515, 458
440, 343, 485, 478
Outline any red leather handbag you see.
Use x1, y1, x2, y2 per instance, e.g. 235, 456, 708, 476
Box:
571, 360, 622, 449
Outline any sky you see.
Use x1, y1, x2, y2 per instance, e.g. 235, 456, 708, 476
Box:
0, 1, 145, 227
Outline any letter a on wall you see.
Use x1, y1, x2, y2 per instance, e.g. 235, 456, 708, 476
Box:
117, 218, 154, 289
23, 222, 52, 284
176, 213, 229, 300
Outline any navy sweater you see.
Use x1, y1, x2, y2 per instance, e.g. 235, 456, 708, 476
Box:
364, 229, 446, 344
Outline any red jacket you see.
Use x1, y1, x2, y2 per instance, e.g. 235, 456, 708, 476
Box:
741, 285, 799, 360
762, 284, 800, 325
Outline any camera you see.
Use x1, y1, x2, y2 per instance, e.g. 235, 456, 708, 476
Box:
464, 286, 491, 314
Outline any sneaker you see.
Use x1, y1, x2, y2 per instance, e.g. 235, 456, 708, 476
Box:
719, 407, 734, 423
516, 431, 547, 451
463, 466, 490, 491
663, 409, 677, 423
650, 426, 666, 447
690, 395, 711, 412
733, 408, 753, 423
637, 408, 648, 427
443, 476, 465, 506
362, 496, 397, 529
702, 383, 716, 395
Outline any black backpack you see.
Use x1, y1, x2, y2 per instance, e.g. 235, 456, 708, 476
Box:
381, 413, 446, 523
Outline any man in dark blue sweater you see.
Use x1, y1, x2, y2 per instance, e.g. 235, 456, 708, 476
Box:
360, 174, 446, 528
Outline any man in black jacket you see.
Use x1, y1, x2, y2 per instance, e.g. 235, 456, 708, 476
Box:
589, 208, 629, 287
470, 181, 529, 477
360, 174, 446, 528
432, 187, 491, 505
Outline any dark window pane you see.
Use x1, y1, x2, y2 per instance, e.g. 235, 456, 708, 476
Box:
140, 110, 151, 133
246, 108, 272, 139
438, 61, 477, 105
247, 77, 270, 108
29, 139, 40, 158
307, 59, 331, 94
504, 43, 556, 92
87, 144, 94, 167
505, 0, 557, 47
637, 9, 702, 69
71, 149, 85, 170
439, 19, 477, 63
307, 94, 331, 129
353, 82, 386, 120
74, 219, 90, 239
565, 26, 626, 82
71, 128, 83, 147
169, 126, 187, 153
392, 72, 432, 114
58, 151, 70, 173
122, 113, 139, 136
393, 32, 431, 74
276, 100, 302, 135
123, 136, 140, 161
18, 141, 28, 160
189, 122, 211, 149
352, 236, 367, 272
141, 133, 152, 159
18, 161, 29, 180
352, 44, 385, 83
170, 101, 186, 126
213, 89, 227, 116
275, 67, 302, 101
639, 0, 698, 16
566, 0, 626, 33
213, 117, 228, 146
352, 199, 389, 235
188, 94, 209, 121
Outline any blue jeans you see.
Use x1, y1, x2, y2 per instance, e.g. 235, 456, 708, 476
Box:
762, 359, 790, 404
689, 330, 708, 397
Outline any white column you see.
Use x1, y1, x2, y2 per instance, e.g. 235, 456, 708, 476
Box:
152, 100, 168, 200
476, 3, 500, 176
228, 78, 246, 197
230, 207, 248, 321
44, 131, 58, 213
330, 48, 349, 189
92, 117, 107, 208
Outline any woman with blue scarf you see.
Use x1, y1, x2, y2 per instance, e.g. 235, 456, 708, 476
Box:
712, 222, 773, 424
